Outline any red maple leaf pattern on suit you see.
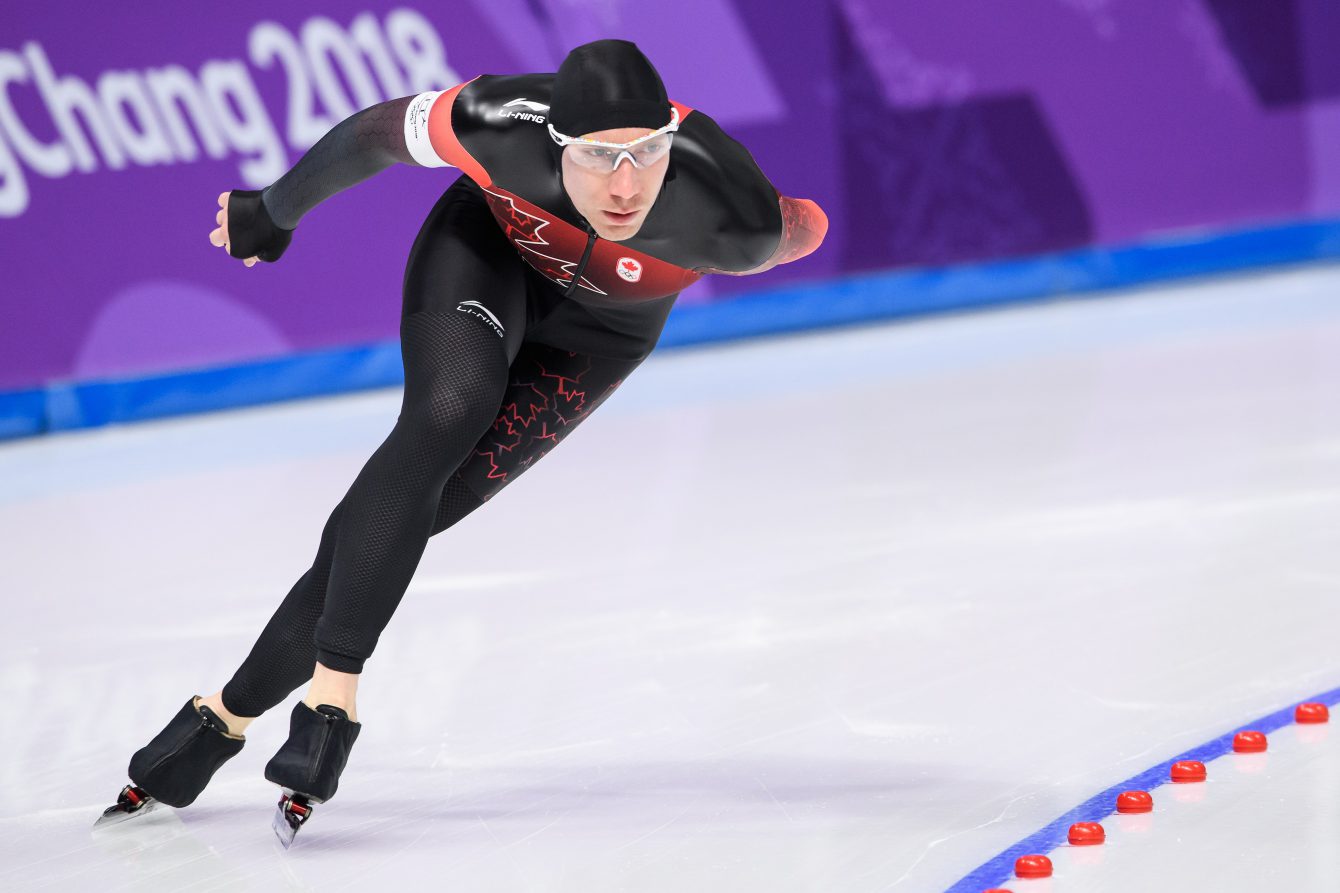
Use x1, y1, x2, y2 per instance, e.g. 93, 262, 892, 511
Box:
480, 187, 606, 294
464, 352, 623, 491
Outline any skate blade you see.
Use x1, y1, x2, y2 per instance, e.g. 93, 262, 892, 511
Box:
90, 808, 189, 860
93, 797, 162, 830
272, 791, 314, 849
272, 802, 299, 849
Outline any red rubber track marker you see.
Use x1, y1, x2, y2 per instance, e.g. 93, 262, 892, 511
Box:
1116, 789, 1154, 813
1014, 854, 1053, 878
1170, 760, 1206, 782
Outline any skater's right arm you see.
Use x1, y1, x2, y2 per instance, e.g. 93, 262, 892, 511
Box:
215, 85, 474, 264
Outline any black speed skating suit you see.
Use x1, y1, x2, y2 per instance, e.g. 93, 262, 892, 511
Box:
219, 72, 827, 715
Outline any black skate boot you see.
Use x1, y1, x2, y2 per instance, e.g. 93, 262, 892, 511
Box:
95, 697, 245, 828
264, 702, 361, 847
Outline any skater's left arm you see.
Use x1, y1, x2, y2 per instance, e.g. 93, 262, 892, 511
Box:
719, 194, 828, 276
684, 111, 828, 277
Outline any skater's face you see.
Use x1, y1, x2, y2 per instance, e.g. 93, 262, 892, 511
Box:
560, 126, 670, 242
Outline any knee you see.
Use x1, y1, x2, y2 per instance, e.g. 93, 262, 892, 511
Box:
401, 381, 502, 455
431, 476, 485, 537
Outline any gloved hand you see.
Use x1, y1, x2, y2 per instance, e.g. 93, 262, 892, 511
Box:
209, 190, 294, 266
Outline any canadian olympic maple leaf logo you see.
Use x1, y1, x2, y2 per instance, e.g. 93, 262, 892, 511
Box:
616, 256, 643, 282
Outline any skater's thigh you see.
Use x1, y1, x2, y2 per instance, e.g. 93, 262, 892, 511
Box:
403, 176, 528, 363
445, 292, 676, 502
450, 340, 649, 503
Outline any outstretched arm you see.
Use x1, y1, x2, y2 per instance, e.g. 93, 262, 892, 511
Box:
739, 195, 828, 276
675, 108, 828, 277
211, 87, 470, 264
261, 96, 419, 230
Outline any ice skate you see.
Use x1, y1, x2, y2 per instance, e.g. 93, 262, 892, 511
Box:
94, 697, 245, 828
94, 784, 163, 829
264, 702, 361, 848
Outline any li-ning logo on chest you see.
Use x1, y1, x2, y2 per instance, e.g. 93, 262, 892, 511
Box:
498, 98, 549, 123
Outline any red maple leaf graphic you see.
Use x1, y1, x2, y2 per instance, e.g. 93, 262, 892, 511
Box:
469, 356, 602, 483
480, 188, 607, 294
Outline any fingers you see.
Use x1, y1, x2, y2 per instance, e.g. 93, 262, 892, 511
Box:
211, 197, 228, 247
213, 190, 256, 266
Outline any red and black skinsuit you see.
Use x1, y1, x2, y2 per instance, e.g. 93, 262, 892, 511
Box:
220, 74, 827, 715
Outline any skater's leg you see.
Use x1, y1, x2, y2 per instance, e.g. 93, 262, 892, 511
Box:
255, 289, 668, 837
205, 179, 526, 725
257, 476, 481, 839
210, 496, 350, 728
304, 310, 510, 678
207, 475, 485, 727
294, 482, 481, 718
212, 311, 510, 731
117, 461, 488, 820
259, 338, 655, 830
304, 177, 532, 678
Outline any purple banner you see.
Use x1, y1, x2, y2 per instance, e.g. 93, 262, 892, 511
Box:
2, 1, 1336, 390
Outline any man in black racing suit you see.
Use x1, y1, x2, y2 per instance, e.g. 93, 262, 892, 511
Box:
106, 39, 827, 835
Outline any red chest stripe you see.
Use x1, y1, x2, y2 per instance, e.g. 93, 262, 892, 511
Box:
480, 186, 702, 301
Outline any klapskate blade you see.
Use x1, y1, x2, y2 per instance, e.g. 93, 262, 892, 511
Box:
93, 797, 161, 829
272, 803, 299, 849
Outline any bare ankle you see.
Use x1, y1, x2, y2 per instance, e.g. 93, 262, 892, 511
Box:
302, 695, 358, 723
199, 692, 253, 738
304, 662, 360, 723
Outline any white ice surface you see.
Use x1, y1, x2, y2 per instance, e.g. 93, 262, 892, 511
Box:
1, 265, 1339, 891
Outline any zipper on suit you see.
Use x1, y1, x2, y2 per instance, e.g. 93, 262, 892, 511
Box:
564, 225, 598, 298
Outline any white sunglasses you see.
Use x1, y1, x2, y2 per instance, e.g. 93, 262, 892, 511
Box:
548, 107, 680, 172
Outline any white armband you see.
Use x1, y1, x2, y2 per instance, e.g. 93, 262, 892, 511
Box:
404, 91, 452, 168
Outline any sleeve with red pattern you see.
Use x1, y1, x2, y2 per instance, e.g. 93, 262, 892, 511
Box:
404, 81, 491, 186
714, 195, 828, 277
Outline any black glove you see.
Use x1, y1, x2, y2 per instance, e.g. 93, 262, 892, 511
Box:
227, 190, 294, 262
